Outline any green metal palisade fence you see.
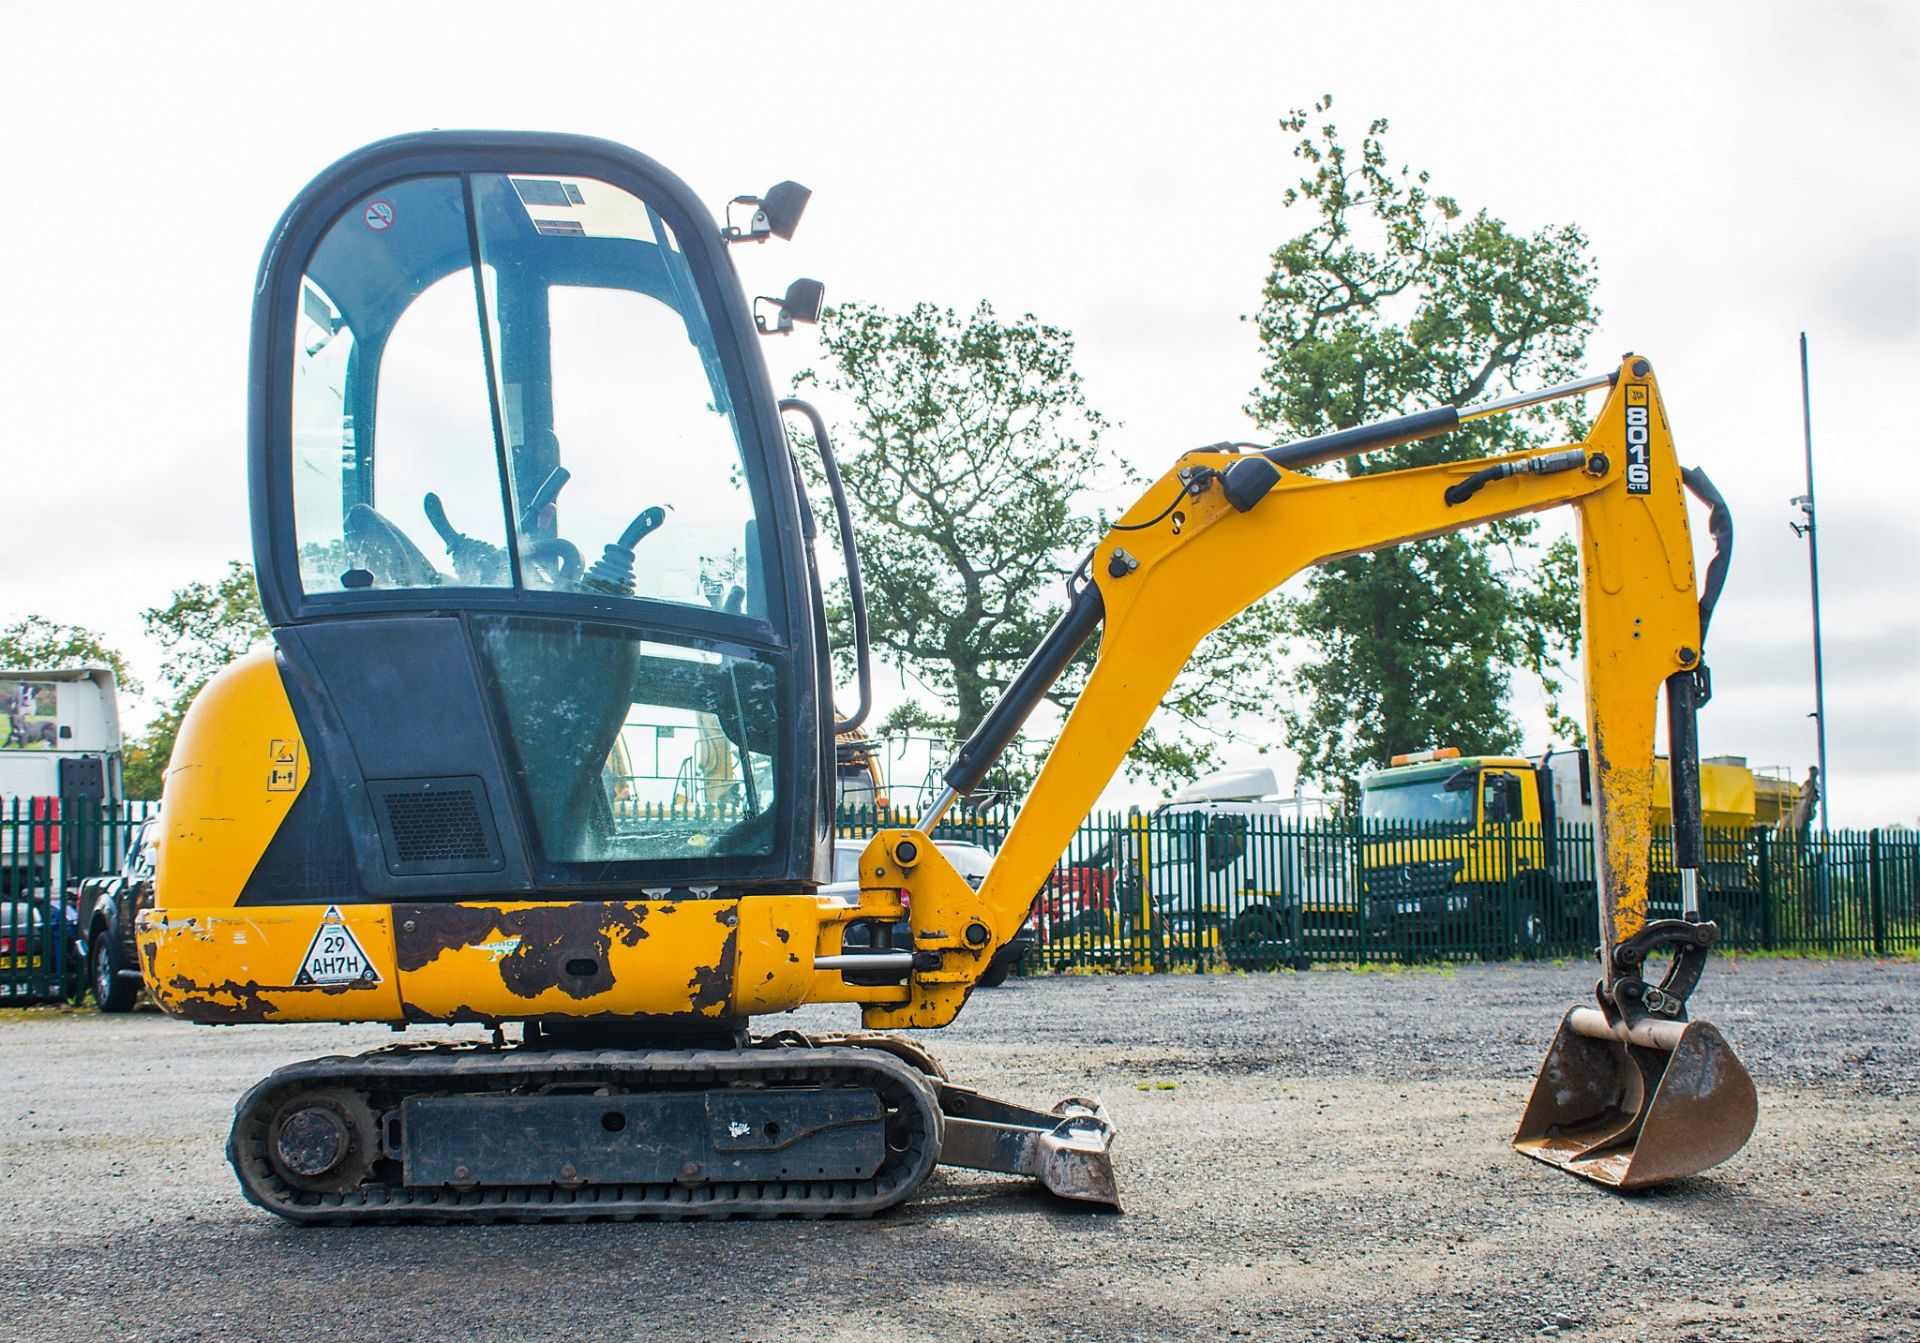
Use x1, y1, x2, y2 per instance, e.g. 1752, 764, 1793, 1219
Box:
837, 806, 1919, 973
1, 797, 158, 1001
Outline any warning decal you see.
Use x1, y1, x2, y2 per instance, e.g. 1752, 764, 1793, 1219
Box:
268, 738, 299, 792
295, 906, 381, 986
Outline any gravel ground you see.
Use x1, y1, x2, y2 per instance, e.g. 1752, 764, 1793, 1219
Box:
1, 957, 1914, 1343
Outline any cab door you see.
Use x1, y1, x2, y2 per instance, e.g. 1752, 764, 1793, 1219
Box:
237, 134, 833, 907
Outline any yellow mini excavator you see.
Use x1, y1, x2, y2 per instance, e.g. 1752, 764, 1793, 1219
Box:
139, 132, 1756, 1221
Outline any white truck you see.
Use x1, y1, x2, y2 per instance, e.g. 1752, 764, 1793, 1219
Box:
1128, 767, 1353, 968
1, 665, 124, 900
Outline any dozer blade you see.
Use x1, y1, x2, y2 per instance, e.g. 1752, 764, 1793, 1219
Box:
1514, 1006, 1757, 1189
936, 1086, 1122, 1209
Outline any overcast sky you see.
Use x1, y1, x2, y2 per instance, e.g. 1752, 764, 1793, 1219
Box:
2, 1, 1914, 824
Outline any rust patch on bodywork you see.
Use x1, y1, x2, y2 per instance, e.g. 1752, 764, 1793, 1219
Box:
402, 1001, 500, 1025
165, 974, 279, 1024
394, 903, 652, 1002
686, 922, 738, 1013
394, 904, 512, 973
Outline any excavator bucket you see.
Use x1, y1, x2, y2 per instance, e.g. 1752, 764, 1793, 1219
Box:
1514, 1006, 1757, 1189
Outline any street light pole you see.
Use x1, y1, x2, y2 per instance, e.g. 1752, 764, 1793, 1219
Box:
1791, 332, 1830, 834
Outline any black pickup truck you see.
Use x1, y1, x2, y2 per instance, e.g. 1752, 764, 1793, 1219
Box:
74, 814, 158, 1011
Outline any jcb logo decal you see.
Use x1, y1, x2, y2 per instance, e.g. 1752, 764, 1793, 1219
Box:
1624, 385, 1651, 495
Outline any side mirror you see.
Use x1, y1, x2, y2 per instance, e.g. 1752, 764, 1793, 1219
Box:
755, 278, 826, 335
1483, 775, 1520, 824
723, 180, 812, 243
761, 181, 811, 239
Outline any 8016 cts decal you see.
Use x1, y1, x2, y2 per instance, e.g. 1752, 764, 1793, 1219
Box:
1624, 384, 1651, 494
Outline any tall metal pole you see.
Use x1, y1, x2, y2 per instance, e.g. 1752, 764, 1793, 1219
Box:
1796, 333, 1831, 834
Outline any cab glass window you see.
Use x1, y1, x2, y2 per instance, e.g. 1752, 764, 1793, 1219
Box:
472, 617, 780, 877
1360, 775, 1477, 828
287, 171, 766, 615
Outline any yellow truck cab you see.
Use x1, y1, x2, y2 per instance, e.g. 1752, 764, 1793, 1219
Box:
1358, 747, 1786, 954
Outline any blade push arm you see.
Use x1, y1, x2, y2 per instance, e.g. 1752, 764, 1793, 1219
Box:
857, 355, 1711, 1029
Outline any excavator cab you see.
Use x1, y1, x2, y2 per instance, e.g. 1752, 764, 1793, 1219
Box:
254, 134, 834, 899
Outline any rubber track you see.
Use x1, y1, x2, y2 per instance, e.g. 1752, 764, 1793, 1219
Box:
227, 1045, 943, 1225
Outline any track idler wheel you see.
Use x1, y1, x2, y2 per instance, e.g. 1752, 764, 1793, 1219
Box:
264, 1087, 380, 1194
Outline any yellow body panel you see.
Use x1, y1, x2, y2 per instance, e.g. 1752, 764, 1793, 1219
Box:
142, 891, 912, 1024
156, 648, 308, 914
1572, 373, 1701, 945
1657, 757, 1756, 831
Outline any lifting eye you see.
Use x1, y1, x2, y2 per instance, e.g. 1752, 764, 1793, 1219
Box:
564, 958, 599, 977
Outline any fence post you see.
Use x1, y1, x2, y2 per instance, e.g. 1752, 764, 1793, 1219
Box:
1757, 832, 1775, 953
1352, 810, 1369, 968
1869, 829, 1886, 957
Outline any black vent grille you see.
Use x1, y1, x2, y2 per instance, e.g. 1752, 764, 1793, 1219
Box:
368, 778, 503, 876
384, 790, 488, 863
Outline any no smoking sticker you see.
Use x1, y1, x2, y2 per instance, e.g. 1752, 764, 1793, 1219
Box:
362, 199, 395, 231
295, 905, 381, 986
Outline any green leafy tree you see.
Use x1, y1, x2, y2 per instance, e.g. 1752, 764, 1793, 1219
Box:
1249, 97, 1595, 792
0, 617, 140, 693
798, 300, 1283, 792
123, 562, 270, 798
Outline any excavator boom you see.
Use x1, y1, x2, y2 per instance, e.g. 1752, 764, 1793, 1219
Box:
857, 354, 1755, 1186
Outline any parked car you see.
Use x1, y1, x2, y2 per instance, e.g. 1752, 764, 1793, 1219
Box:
0, 898, 48, 1000
1037, 854, 1128, 944
74, 814, 158, 1012
831, 838, 1037, 986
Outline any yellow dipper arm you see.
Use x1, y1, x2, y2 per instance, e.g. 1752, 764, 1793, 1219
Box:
860, 355, 1707, 1029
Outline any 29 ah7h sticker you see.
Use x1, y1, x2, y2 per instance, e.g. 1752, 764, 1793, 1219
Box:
296, 905, 380, 986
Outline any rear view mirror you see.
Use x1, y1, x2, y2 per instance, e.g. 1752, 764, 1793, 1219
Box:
754, 278, 826, 335
1483, 774, 1521, 823
760, 181, 811, 240
723, 180, 812, 243
782, 278, 825, 324
1443, 768, 1477, 793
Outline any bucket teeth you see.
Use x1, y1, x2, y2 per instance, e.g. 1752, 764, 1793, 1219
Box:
1514, 1007, 1757, 1189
